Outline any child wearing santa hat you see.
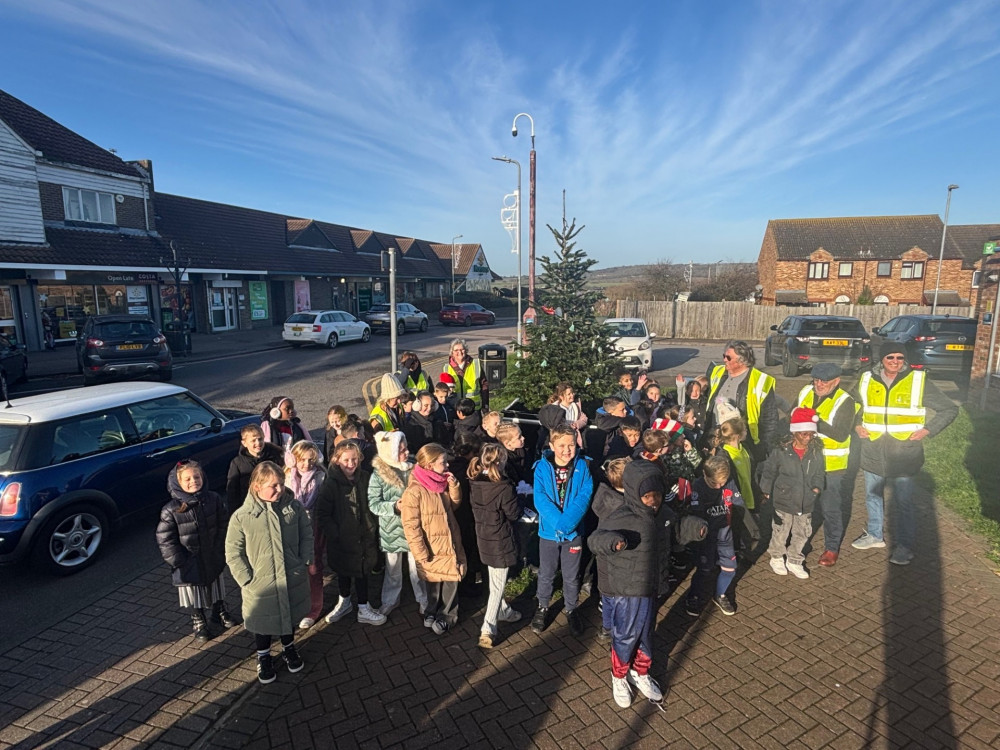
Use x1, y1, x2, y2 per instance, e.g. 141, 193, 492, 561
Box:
759, 407, 827, 579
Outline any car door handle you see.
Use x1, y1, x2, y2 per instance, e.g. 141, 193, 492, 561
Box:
146, 449, 178, 458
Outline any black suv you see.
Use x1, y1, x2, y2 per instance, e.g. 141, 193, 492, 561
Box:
764, 315, 871, 377
76, 315, 172, 386
870, 314, 977, 378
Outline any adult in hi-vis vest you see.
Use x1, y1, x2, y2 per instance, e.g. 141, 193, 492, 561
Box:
705, 341, 780, 465
441, 339, 483, 410
849, 343, 956, 566
795, 363, 857, 567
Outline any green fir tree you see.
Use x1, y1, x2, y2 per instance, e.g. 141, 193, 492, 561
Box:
505, 220, 619, 410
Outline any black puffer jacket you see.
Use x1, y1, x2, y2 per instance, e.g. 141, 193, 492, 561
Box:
587, 462, 674, 598
759, 435, 826, 515
226, 443, 284, 512
315, 465, 380, 578
469, 477, 520, 568
155, 466, 228, 587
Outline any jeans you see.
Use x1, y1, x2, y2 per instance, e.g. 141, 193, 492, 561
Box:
481, 566, 517, 636
381, 552, 428, 612
863, 471, 915, 548
537, 538, 583, 612
818, 471, 845, 552
768, 510, 813, 565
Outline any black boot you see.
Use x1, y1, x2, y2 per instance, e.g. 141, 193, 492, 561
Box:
211, 601, 241, 629
191, 609, 210, 643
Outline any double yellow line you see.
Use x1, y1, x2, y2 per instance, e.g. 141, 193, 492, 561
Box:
362, 356, 447, 412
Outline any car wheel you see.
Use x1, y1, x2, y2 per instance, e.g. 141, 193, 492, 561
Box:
488, 314, 495, 325
782, 351, 799, 378
82, 371, 97, 386
763, 341, 778, 367
464, 316, 472, 327
327, 332, 339, 349
398, 320, 406, 335
159, 369, 173, 382
419, 319, 428, 332
361, 328, 371, 343
33, 504, 108, 575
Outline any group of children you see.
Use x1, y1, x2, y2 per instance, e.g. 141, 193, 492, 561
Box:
154, 361, 832, 705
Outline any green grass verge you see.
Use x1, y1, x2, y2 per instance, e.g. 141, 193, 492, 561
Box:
920, 406, 1000, 565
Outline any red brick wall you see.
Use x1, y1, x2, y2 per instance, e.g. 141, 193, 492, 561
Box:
968, 270, 1000, 412
757, 226, 778, 304
37, 181, 149, 230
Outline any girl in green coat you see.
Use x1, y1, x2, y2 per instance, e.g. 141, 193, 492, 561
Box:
225, 461, 313, 685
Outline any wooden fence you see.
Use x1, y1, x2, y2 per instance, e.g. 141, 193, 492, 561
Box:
613, 301, 973, 341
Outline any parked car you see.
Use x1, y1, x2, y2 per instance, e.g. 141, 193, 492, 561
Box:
0, 333, 28, 387
282, 310, 371, 348
438, 303, 496, 327
364, 302, 429, 334
870, 314, 977, 378
0, 382, 258, 575
763, 315, 871, 377
603, 317, 655, 370
75, 315, 172, 386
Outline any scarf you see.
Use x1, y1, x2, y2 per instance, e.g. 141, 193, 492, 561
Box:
288, 467, 324, 511
413, 464, 449, 493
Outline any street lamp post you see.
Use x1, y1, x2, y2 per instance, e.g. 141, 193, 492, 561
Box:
932, 184, 959, 314
512, 113, 535, 320
492, 155, 522, 347
451, 234, 463, 303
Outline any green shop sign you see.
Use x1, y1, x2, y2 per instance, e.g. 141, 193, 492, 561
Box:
249, 281, 268, 320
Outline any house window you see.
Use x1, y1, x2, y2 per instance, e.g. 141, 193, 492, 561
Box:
62, 187, 116, 224
901, 261, 924, 280
808, 262, 829, 280
834, 295, 850, 304
877, 261, 892, 277
838, 262, 853, 277
874, 294, 890, 304
972, 271, 981, 288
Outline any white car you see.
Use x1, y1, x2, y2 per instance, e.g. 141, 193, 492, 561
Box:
282, 310, 371, 348
604, 317, 655, 369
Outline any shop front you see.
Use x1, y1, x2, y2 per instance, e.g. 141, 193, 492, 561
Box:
36, 271, 162, 342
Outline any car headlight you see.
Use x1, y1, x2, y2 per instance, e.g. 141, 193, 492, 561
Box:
638, 341, 650, 351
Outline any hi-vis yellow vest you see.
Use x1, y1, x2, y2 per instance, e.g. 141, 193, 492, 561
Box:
404, 371, 430, 394
858, 370, 926, 441
709, 366, 775, 444
443, 359, 482, 408
797, 385, 854, 472
369, 403, 397, 432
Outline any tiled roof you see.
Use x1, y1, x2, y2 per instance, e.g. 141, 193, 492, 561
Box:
767, 215, 963, 262
430, 243, 487, 275
0, 227, 169, 268
922, 290, 964, 306
0, 89, 143, 178
155, 194, 449, 278
946, 224, 1000, 269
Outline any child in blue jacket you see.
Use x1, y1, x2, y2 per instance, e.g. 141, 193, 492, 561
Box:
531, 424, 593, 637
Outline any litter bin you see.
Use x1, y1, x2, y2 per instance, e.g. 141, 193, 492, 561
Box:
164, 321, 192, 357
478, 343, 507, 390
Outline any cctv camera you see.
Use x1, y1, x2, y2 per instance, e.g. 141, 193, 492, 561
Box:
512, 127, 518, 137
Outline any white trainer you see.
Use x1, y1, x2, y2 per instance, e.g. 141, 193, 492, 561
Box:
357, 603, 387, 626
612, 675, 633, 708
627, 670, 664, 701
324, 596, 354, 624
786, 562, 810, 579
298, 617, 316, 630
769, 557, 788, 576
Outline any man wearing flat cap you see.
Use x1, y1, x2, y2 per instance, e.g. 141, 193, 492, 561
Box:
795, 363, 857, 567
849, 343, 956, 566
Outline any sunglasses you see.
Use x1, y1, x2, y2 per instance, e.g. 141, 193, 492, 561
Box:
723, 355, 735, 361
883, 356, 905, 361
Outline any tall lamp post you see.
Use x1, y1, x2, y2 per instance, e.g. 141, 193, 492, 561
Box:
492, 155, 522, 346
451, 234, 463, 303
932, 184, 959, 314
512, 113, 535, 321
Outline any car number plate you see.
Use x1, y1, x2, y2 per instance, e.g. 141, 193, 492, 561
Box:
118, 344, 143, 350
822, 339, 849, 346
945, 344, 972, 351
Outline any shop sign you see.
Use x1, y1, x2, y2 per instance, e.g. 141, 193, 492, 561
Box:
249, 281, 268, 320
66, 271, 161, 284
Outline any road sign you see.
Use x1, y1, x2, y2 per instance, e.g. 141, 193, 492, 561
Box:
985, 241, 997, 255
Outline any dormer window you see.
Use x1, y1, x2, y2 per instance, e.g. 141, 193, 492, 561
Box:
63, 187, 116, 224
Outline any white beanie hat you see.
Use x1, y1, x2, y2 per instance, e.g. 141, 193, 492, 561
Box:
715, 399, 741, 425
379, 372, 406, 401
375, 431, 407, 467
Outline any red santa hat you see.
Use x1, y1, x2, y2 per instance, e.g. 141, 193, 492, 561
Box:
651, 417, 684, 439
789, 407, 819, 432
439, 372, 456, 388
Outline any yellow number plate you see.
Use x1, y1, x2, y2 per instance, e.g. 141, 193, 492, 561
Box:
822, 339, 849, 346
945, 344, 972, 351
117, 344, 143, 350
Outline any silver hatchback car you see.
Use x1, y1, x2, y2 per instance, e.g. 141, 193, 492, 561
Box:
364, 303, 429, 334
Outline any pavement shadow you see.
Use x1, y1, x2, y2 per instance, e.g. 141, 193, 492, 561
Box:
861, 473, 956, 748
963, 410, 1000, 526
3, 572, 254, 749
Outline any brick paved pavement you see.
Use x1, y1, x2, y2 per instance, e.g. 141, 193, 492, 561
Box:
1, 486, 998, 749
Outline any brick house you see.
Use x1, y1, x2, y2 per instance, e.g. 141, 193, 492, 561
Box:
757, 215, 990, 308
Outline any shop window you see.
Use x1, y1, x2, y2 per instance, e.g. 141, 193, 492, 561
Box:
62, 188, 116, 224
808, 262, 829, 280
838, 262, 853, 277
877, 261, 892, 277
901, 261, 924, 279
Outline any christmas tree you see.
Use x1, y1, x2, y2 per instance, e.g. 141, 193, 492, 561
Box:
505, 220, 619, 410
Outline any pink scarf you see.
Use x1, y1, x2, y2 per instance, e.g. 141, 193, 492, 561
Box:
413, 464, 449, 493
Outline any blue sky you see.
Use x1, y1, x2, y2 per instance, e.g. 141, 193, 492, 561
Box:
2, 0, 999, 275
